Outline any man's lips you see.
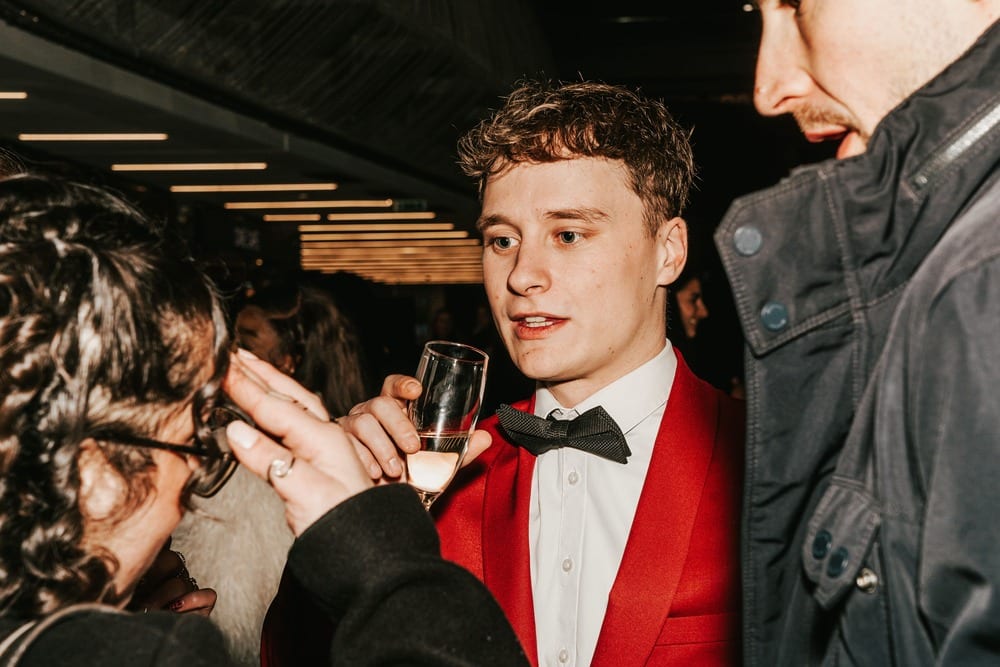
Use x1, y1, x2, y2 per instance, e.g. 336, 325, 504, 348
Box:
802, 126, 865, 159
509, 314, 566, 338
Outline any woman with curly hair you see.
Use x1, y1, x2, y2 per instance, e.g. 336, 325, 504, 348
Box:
0, 173, 525, 666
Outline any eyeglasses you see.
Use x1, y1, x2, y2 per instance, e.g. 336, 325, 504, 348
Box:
93, 401, 249, 498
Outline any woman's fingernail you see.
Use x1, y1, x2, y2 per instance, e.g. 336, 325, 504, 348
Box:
168, 598, 184, 612
236, 347, 259, 361
387, 457, 403, 477
227, 421, 259, 450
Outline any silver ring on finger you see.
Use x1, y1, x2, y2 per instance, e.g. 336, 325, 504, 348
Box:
267, 457, 295, 484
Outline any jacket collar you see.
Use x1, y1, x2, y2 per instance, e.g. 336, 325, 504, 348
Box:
715, 20, 1000, 357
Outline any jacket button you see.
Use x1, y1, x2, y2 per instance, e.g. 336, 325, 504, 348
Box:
811, 530, 832, 559
855, 567, 879, 594
733, 225, 763, 256
827, 547, 850, 578
760, 301, 789, 331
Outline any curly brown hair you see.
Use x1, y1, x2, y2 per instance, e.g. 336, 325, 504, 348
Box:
456, 79, 695, 236
0, 174, 229, 616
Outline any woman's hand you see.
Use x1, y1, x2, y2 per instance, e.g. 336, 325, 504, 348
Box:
222, 349, 374, 536
128, 544, 217, 617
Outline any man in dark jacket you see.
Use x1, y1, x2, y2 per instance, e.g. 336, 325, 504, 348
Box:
715, 1, 1000, 665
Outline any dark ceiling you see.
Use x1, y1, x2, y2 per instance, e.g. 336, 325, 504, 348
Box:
0, 0, 831, 285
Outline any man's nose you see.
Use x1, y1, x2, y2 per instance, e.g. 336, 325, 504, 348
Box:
753, 12, 812, 117
506, 243, 549, 295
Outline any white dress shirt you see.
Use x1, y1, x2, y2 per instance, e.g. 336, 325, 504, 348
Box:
529, 342, 677, 667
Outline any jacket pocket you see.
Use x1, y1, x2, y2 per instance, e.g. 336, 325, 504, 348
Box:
804, 481, 891, 665
648, 612, 739, 666
803, 480, 880, 608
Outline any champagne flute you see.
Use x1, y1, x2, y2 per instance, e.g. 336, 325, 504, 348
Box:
405, 340, 488, 509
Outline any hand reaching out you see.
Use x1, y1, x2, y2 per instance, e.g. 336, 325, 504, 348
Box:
336, 374, 493, 481
128, 543, 217, 617
222, 349, 374, 536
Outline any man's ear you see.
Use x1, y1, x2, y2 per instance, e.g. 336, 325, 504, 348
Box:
655, 217, 688, 286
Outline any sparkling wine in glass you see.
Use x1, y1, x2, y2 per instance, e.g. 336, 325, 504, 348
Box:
406, 340, 488, 509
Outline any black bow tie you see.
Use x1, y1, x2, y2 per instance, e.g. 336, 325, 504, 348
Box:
495, 404, 631, 464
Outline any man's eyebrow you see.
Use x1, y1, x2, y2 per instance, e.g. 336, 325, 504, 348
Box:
475, 213, 507, 232
475, 207, 610, 231
545, 207, 610, 223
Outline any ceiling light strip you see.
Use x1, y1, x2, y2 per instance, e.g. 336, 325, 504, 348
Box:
226, 199, 392, 210
300, 239, 481, 249
0, 92, 28, 100
325, 212, 435, 221
301, 258, 482, 271
264, 214, 322, 222
18, 133, 168, 141
314, 270, 483, 285
300, 231, 469, 241
298, 223, 454, 233
172, 183, 338, 193
301, 247, 482, 257
112, 162, 267, 171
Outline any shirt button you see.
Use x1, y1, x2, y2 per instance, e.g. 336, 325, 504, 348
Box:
561, 557, 573, 572
567, 470, 580, 485
760, 301, 789, 332
558, 648, 570, 663
733, 225, 763, 256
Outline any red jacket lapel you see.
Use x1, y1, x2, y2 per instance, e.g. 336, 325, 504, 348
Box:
591, 356, 720, 665
435, 396, 540, 665
482, 437, 539, 665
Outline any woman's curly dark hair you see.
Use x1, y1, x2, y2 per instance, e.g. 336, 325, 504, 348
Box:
0, 174, 230, 616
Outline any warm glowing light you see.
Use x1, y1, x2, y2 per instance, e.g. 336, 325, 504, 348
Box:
325, 212, 435, 221
0, 92, 28, 100
112, 162, 267, 171
300, 231, 469, 242
300, 239, 480, 249
298, 223, 454, 233
225, 199, 392, 210
263, 214, 322, 222
172, 183, 338, 193
301, 246, 480, 257
308, 265, 483, 285
18, 133, 168, 141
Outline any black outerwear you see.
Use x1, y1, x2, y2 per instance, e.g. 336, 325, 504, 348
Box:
0, 485, 527, 666
715, 20, 1000, 667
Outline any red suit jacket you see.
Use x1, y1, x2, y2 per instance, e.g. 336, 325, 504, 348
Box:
433, 355, 744, 666
260, 355, 743, 666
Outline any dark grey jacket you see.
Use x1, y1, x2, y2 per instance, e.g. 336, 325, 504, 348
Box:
715, 21, 1000, 666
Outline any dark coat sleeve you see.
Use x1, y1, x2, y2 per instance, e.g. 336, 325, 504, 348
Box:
287, 483, 528, 666
13, 609, 231, 667
914, 257, 1000, 663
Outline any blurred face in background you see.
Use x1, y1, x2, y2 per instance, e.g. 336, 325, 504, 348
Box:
236, 305, 294, 375
675, 277, 709, 339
